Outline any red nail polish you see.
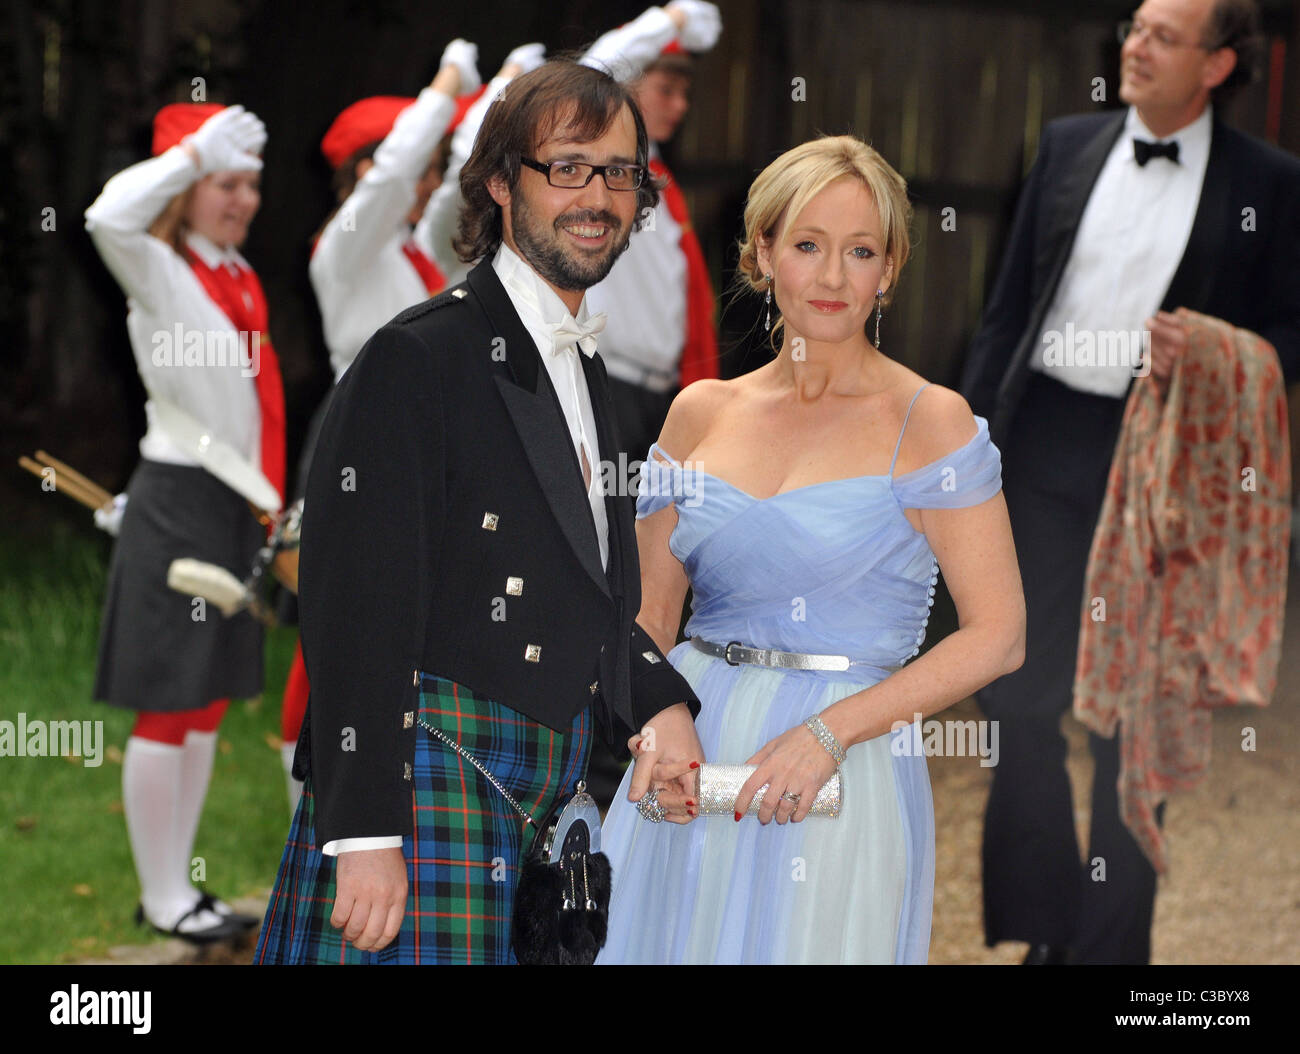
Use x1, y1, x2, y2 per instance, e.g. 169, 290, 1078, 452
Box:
734, 811, 742, 822
689, 761, 699, 769
686, 800, 695, 807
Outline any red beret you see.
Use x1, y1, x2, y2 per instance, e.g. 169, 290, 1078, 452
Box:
152, 103, 225, 156
320, 87, 488, 170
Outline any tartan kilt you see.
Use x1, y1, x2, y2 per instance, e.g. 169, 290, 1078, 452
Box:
255, 672, 592, 964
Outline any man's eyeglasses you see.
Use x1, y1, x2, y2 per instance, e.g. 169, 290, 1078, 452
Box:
519, 156, 646, 192
1117, 17, 1213, 51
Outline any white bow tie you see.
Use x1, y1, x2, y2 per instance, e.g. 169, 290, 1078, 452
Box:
549, 312, 607, 357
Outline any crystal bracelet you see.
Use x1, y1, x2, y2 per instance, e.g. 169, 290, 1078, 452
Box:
803, 714, 847, 766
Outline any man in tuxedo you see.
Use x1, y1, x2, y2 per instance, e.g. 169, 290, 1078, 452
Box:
962, 0, 1300, 965
256, 59, 704, 965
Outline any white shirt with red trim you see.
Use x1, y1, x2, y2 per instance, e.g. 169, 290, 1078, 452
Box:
85, 148, 262, 470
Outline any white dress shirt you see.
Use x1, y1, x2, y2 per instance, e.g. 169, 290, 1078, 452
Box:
492, 243, 611, 570
1031, 105, 1213, 397
322, 241, 610, 856
85, 148, 262, 470
311, 87, 459, 380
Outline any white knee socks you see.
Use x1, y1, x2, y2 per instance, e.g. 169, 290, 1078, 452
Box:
122, 734, 223, 934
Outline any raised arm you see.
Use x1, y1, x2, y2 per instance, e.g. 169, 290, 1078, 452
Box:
312, 41, 479, 291
85, 105, 264, 313
580, 3, 720, 83
415, 43, 545, 281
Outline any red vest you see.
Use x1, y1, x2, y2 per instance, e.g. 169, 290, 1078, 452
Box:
184, 248, 286, 504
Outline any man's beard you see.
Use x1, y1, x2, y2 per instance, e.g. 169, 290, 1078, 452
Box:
509, 190, 632, 293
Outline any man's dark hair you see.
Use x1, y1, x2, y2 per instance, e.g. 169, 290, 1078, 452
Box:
1204, 0, 1265, 105
455, 59, 660, 264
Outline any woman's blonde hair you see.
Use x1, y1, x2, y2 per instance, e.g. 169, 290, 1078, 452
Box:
736, 135, 912, 349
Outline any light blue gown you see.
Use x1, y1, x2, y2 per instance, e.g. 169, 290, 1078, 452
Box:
597, 383, 1003, 964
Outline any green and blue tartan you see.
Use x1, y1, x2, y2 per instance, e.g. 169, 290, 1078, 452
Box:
255, 673, 592, 964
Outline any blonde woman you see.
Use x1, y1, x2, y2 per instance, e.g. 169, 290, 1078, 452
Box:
598, 135, 1025, 963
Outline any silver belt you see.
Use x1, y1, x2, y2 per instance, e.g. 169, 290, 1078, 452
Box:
691, 637, 855, 672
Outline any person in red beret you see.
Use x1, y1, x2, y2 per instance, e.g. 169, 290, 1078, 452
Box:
85, 102, 284, 943
273, 42, 549, 814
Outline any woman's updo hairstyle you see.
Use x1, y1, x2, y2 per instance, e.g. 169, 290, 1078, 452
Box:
736, 135, 912, 349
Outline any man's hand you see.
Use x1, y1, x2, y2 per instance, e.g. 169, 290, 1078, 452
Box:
627, 702, 704, 823
332, 846, 407, 951
1146, 309, 1189, 386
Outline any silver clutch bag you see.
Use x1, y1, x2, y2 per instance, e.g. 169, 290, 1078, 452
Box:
694, 764, 842, 818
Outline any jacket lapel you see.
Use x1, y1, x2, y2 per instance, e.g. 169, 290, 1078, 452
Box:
1161, 117, 1229, 313
994, 113, 1128, 442
1036, 111, 1126, 282
465, 259, 610, 598
581, 349, 634, 604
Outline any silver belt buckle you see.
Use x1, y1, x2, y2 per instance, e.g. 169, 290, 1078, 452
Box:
724, 640, 743, 666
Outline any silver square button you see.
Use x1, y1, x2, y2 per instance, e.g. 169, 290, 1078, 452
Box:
506, 576, 523, 596
402, 711, 414, 729
642, 650, 661, 664
524, 644, 541, 662
481, 512, 499, 530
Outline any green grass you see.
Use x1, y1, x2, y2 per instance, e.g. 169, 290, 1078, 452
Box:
0, 522, 297, 964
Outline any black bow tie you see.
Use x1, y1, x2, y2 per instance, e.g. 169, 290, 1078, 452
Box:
1133, 138, 1180, 166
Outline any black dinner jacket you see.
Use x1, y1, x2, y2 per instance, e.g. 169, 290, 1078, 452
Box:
294, 256, 699, 847
962, 109, 1300, 446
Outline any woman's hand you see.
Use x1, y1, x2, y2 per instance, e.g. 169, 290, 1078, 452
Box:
627, 703, 704, 824
735, 722, 839, 825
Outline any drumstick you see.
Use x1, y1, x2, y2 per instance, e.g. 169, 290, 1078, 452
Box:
18, 456, 108, 510
34, 450, 114, 507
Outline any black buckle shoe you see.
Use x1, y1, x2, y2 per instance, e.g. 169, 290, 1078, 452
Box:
134, 901, 246, 945
196, 893, 260, 932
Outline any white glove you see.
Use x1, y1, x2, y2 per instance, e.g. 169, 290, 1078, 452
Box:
504, 42, 547, 75
667, 0, 722, 51
93, 493, 128, 538
440, 38, 482, 96
186, 104, 266, 174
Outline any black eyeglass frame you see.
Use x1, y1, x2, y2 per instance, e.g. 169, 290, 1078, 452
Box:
519, 155, 647, 191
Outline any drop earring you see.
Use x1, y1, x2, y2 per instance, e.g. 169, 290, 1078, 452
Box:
764, 273, 773, 332
874, 289, 884, 348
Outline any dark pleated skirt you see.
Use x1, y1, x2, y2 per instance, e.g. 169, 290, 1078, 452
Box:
93, 459, 264, 711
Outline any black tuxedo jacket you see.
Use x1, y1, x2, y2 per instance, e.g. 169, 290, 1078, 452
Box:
294, 257, 699, 846
962, 109, 1300, 446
